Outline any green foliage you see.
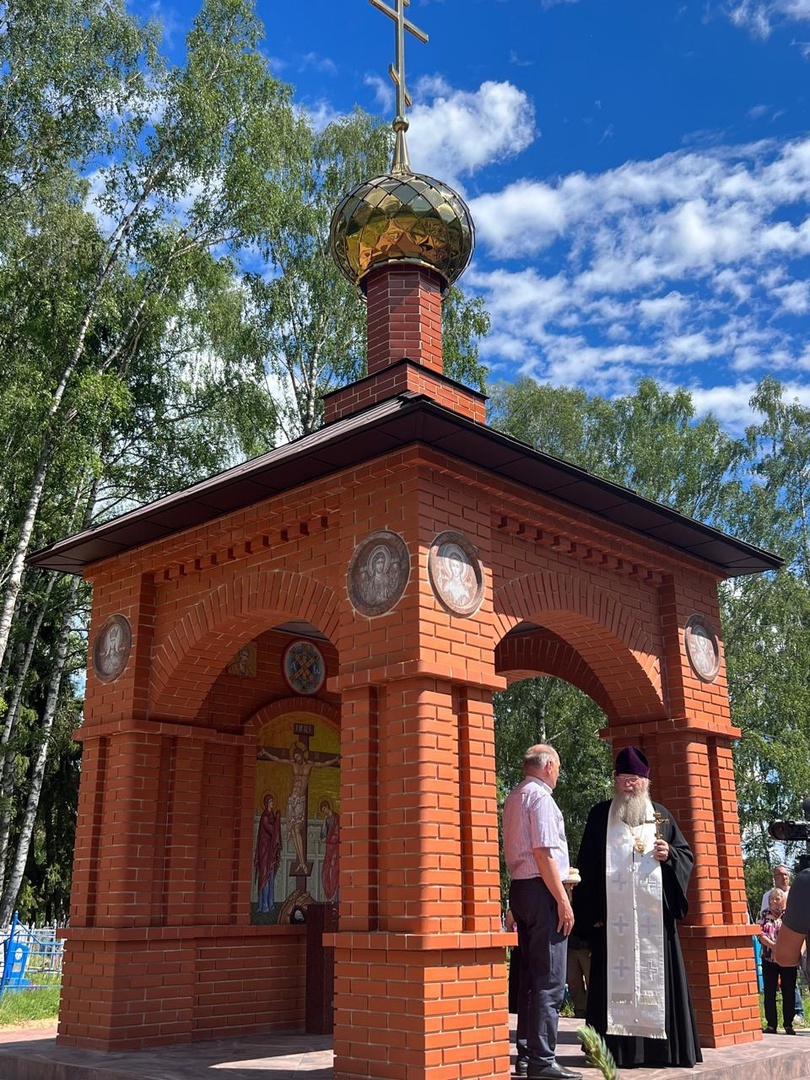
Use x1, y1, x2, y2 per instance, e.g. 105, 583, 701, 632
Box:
442, 286, 490, 391
494, 679, 612, 853
489, 376, 745, 522
494, 678, 612, 897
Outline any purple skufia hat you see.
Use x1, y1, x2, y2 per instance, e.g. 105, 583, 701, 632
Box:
615, 746, 650, 778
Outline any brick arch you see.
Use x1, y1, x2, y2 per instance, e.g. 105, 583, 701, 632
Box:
494, 572, 665, 722
149, 568, 340, 720
496, 628, 616, 717
246, 697, 341, 737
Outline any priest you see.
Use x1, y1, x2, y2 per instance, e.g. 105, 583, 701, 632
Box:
574, 747, 702, 1068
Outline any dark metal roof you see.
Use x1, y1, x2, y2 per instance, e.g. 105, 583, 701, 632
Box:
28, 392, 783, 577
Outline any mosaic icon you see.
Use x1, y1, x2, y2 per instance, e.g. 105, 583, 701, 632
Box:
92, 614, 132, 683
282, 640, 326, 695
428, 531, 484, 617
684, 615, 720, 682
347, 530, 409, 616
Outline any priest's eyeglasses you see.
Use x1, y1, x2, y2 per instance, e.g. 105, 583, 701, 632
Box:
616, 774, 642, 783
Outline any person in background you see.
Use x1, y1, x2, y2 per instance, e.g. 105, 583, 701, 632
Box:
761, 865, 792, 916
565, 922, 590, 1019
761, 864, 804, 1022
758, 888, 797, 1034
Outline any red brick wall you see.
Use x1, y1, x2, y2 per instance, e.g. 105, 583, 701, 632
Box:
58, 927, 306, 1049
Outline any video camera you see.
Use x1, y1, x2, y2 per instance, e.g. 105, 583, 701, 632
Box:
768, 820, 810, 842
768, 796, 810, 873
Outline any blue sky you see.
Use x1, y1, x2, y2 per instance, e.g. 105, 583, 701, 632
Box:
140, 0, 810, 433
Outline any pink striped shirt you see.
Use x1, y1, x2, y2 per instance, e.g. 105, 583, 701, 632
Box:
502, 776, 570, 880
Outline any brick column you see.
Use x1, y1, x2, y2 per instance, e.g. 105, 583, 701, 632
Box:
60, 720, 254, 1049
329, 672, 509, 1080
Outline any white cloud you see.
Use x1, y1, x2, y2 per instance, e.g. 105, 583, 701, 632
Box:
472, 180, 566, 254
407, 78, 536, 184
780, 0, 810, 17
689, 382, 761, 430
463, 133, 810, 428
300, 52, 338, 75
729, 1, 773, 37
637, 293, 689, 325
363, 73, 393, 114
727, 0, 810, 37
773, 280, 810, 313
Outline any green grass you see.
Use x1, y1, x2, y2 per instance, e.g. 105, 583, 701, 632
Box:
0, 984, 60, 1025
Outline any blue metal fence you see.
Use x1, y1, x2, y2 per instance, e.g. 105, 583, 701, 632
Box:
0, 912, 63, 995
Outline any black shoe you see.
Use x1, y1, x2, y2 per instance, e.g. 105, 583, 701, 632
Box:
527, 1065, 583, 1080
784, 1026, 797, 1035
764, 1026, 777, 1034
514, 1059, 528, 1077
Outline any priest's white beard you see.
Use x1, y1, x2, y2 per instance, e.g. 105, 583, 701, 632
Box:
615, 783, 652, 827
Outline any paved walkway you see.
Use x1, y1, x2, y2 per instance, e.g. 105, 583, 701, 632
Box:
0, 1017, 809, 1080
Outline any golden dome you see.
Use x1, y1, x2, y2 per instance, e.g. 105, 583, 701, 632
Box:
329, 170, 475, 292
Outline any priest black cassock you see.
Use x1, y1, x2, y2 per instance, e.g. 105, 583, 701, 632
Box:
574, 747, 702, 1069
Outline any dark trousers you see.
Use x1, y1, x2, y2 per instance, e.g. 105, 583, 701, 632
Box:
509, 877, 568, 1068
762, 959, 797, 1030
509, 947, 530, 1061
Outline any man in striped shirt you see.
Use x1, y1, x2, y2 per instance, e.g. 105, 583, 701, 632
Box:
503, 745, 581, 1080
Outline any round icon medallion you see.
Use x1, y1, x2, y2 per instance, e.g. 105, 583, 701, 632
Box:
282, 640, 326, 695
684, 615, 720, 682
347, 530, 410, 617
92, 614, 132, 683
428, 531, 484, 617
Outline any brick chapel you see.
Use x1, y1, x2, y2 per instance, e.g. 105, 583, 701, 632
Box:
31, 4, 780, 1078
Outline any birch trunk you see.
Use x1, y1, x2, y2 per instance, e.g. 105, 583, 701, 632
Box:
0, 571, 80, 926
0, 576, 56, 898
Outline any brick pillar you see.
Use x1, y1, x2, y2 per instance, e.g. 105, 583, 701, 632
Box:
59, 720, 254, 1049
366, 265, 443, 375
329, 675, 510, 1080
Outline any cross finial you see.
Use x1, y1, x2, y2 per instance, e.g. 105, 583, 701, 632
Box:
369, 0, 428, 174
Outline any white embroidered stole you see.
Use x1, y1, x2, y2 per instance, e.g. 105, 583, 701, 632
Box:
605, 799, 666, 1039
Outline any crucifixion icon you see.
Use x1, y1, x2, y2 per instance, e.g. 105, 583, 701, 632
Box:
369, 0, 428, 171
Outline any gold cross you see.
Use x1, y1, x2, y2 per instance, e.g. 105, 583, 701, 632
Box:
369, 0, 428, 126
653, 811, 670, 840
